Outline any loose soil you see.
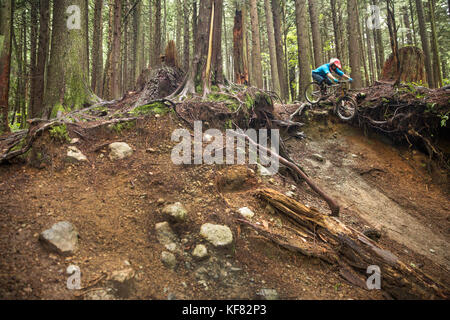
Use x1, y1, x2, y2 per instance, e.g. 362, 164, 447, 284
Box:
0, 111, 448, 300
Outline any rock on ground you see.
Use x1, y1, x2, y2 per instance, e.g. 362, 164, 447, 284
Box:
200, 224, 233, 247
109, 142, 133, 161
161, 251, 177, 270
107, 268, 135, 298
155, 222, 179, 247
192, 244, 208, 260
66, 146, 87, 162
162, 202, 188, 223
39, 221, 79, 256
238, 207, 255, 219
257, 288, 279, 300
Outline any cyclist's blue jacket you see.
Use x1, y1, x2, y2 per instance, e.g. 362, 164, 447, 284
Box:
312, 63, 344, 78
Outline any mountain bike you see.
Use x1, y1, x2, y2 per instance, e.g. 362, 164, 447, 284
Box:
304, 80, 357, 121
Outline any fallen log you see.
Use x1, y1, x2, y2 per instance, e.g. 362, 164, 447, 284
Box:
252, 188, 448, 299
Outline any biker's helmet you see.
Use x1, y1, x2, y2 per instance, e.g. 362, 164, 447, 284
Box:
329, 58, 342, 69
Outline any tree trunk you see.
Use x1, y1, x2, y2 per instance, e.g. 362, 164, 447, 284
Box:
154, 0, 162, 67
372, 0, 385, 76
330, 0, 342, 59
0, 0, 13, 132
271, 0, 289, 100
91, 0, 103, 96
403, 6, 413, 45
104, 0, 122, 100
428, 0, 443, 88
43, 0, 90, 118
308, 0, 322, 67
176, 0, 182, 56
183, 0, 190, 71
415, 0, 434, 87
29, 1, 38, 119
178, 0, 213, 97
233, 8, 249, 85
295, 0, 312, 98
386, 0, 401, 85
347, 0, 363, 88
211, 0, 223, 85
31, 0, 50, 118
264, 0, 281, 96
249, 0, 263, 88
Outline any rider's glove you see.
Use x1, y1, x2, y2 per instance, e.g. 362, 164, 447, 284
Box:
333, 78, 339, 83
349, 78, 353, 82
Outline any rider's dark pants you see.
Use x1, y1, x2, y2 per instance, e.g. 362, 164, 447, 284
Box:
312, 73, 332, 85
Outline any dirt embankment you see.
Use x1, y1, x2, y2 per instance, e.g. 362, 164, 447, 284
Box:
0, 103, 448, 300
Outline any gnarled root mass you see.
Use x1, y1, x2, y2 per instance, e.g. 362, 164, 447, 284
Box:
332, 82, 450, 169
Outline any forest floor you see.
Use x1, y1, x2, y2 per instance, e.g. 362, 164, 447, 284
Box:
0, 107, 448, 300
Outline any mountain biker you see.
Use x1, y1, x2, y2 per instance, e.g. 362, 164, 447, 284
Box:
312, 58, 353, 87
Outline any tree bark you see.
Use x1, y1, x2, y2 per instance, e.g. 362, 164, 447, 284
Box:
271, 0, 289, 100
104, 0, 122, 100
233, 8, 249, 85
154, 0, 162, 67
264, 0, 281, 96
428, 0, 443, 88
91, 0, 104, 96
295, 0, 312, 98
249, 0, 263, 88
347, 0, 363, 88
43, 0, 90, 118
415, 0, 434, 87
0, 0, 13, 132
330, 0, 342, 59
29, 1, 38, 119
211, 0, 223, 85
183, 0, 191, 71
308, 0, 322, 67
31, 0, 50, 118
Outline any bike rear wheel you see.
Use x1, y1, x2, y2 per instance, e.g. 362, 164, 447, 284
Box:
304, 82, 322, 105
335, 95, 357, 121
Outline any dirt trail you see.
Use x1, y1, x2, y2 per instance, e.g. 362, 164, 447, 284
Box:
287, 120, 449, 272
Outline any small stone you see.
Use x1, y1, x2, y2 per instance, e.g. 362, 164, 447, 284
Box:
70, 138, 80, 144
107, 268, 136, 298
161, 251, 177, 270
200, 223, 233, 247
84, 288, 115, 300
66, 146, 87, 162
108, 142, 133, 161
162, 202, 188, 223
312, 153, 324, 162
39, 222, 78, 256
165, 242, 177, 252
429, 249, 436, 253
238, 207, 255, 219
155, 222, 179, 247
257, 288, 279, 300
192, 244, 208, 260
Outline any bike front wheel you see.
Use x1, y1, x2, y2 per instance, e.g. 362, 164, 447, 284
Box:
335, 96, 357, 121
304, 82, 322, 105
